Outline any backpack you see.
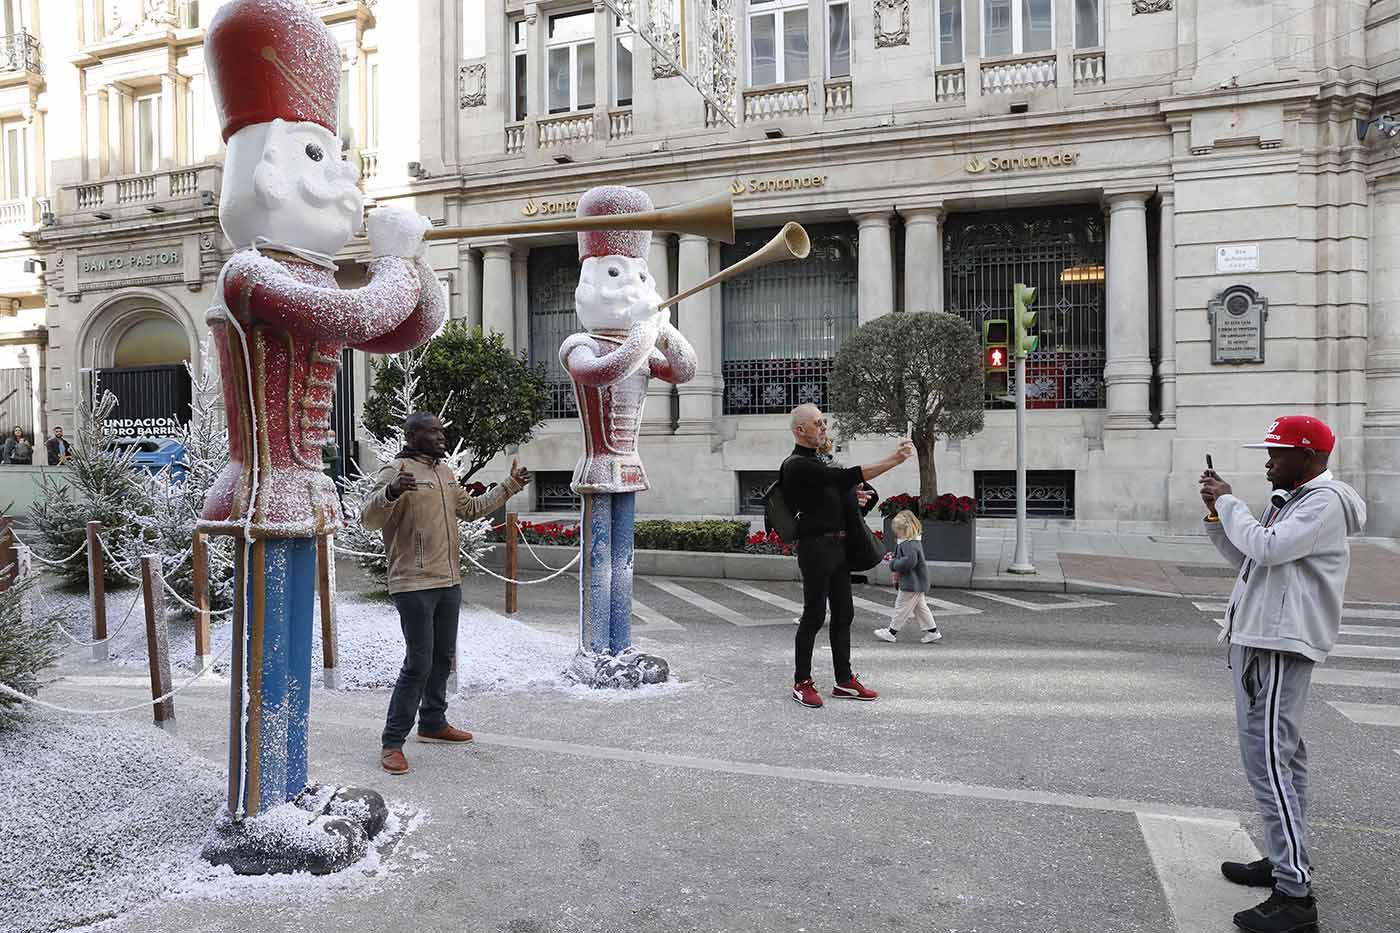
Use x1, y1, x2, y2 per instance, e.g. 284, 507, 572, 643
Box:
762, 456, 801, 543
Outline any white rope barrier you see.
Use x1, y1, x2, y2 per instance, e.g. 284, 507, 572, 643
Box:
159, 576, 234, 618
50, 586, 144, 648
9, 535, 89, 567
518, 534, 579, 574
331, 542, 385, 560
464, 551, 579, 585
96, 533, 143, 584
0, 640, 232, 715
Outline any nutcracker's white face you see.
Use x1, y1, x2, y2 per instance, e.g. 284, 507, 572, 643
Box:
575, 255, 661, 332
220, 119, 363, 258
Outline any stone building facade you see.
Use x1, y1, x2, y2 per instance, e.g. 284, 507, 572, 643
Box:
22, 0, 1400, 534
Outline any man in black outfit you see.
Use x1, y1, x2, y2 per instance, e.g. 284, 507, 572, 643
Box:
783, 404, 913, 708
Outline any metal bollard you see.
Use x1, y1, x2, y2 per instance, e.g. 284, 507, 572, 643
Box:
141, 555, 176, 731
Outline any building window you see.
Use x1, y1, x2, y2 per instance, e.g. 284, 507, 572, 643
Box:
975, 470, 1075, 518
615, 15, 634, 106
336, 65, 353, 149
510, 18, 528, 121
462, 0, 486, 59
748, 0, 808, 87
1074, 0, 1101, 49
982, 0, 1052, 57
133, 93, 161, 173
826, 1, 849, 79
546, 9, 595, 114
738, 471, 778, 515
721, 223, 857, 416
536, 471, 582, 512
528, 245, 582, 419
2, 121, 28, 200
943, 206, 1107, 410
937, 0, 963, 65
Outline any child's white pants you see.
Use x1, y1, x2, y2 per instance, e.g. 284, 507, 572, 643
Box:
891, 591, 937, 632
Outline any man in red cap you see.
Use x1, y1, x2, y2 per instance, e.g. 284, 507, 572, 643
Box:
560, 185, 696, 687
1199, 415, 1366, 933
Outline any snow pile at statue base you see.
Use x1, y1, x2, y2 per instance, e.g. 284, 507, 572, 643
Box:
38, 581, 683, 697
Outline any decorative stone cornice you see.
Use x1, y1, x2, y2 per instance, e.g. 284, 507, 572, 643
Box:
873, 0, 910, 48
1132, 0, 1171, 13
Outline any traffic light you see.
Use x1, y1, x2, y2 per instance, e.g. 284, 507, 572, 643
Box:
983, 319, 1009, 397
1013, 283, 1038, 359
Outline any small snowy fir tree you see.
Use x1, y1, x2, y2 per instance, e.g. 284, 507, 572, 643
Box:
339, 350, 493, 590
0, 570, 59, 716
29, 391, 153, 587
121, 354, 236, 612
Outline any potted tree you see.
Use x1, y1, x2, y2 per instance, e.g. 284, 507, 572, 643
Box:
829, 311, 985, 563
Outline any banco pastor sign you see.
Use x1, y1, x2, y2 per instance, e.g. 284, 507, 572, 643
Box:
77, 246, 184, 282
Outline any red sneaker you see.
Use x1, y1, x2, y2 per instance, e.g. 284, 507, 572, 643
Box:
791, 679, 823, 708
831, 675, 878, 701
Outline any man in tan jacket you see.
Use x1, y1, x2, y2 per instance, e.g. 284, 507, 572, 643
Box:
362, 412, 530, 775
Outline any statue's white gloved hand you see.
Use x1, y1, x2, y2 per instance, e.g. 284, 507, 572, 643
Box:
368, 207, 431, 259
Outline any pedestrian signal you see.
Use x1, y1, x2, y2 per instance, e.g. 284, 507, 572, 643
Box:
985, 346, 1007, 370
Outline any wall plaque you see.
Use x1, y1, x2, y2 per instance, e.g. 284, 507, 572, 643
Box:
1208, 285, 1267, 364
1215, 243, 1259, 273
77, 245, 184, 284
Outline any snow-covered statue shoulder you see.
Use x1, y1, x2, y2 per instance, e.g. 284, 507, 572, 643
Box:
196, 0, 438, 876
560, 186, 696, 689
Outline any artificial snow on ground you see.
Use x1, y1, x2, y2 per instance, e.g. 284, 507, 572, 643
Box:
0, 710, 425, 933
33, 574, 685, 700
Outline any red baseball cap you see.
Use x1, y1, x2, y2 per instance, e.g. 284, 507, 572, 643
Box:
1242, 415, 1335, 453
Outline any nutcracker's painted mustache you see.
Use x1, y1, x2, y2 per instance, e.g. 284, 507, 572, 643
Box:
296, 171, 362, 216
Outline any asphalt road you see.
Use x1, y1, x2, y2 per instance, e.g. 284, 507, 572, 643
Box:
50, 571, 1400, 932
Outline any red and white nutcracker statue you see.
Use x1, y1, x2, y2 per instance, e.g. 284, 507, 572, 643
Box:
198, 0, 443, 874
560, 186, 696, 688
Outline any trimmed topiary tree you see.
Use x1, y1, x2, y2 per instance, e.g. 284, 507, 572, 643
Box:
828, 311, 984, 507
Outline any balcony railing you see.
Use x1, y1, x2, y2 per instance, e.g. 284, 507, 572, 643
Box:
505, 122, 526, 154
0, 197, 39, 232
537, 112, 595, 148
61, 164, 221, 219
1073, 49, 1106, 87
743, 82, 809, 122
608, 108, 634, 141
980, 53, 1057, 94
935, 65, 965, 102
824, 79, 853, 114
358, 149, 378, 181
0, 31, 42, 76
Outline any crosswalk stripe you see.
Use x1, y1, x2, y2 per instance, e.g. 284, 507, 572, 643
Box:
718, 580, 804, 614
630, 596, 685, 631
1136, 813, 1263, 932
1329, 644, 1400, 661
1340, 625, 1400, 639
967, 591, 1115, 611
1312, 669, 1400, 689
1327, 701, 1400, 727
643, 578, 786, 627
1193, 601, 1400, 621
849, 594, 896, 618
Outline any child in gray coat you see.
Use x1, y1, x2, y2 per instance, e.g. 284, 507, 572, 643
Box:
873, 510, 941, 643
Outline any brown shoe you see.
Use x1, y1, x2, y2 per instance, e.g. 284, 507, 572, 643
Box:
381, 747, 409, 775
416, 724, 474, 744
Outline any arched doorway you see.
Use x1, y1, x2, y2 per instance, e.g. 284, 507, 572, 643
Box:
83, 297, 197, 438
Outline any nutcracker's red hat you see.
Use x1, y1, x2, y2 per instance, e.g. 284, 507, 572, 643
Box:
206, 0, 341, 143
577, 186, 653, 261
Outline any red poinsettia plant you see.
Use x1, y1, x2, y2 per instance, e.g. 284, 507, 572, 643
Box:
878, 492, 919, 519
921, 493, 976, 524
744, 529, 794, 556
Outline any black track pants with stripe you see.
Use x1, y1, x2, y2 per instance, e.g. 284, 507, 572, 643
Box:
1231, 643, 1314, 896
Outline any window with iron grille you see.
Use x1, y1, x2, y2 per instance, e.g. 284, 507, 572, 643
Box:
536, 470, 582, 512
528, 245, 582, 420
974, 470, 1075, 518
721, 223, 858, 415
943, 206, 1106, 410
737, 470, 778, 515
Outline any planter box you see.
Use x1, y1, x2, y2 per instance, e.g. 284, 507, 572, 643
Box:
923, 517, 975, 563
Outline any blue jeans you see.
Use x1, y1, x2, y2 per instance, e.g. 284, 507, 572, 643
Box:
381, 585, 462, 749
579, 491, 635, 654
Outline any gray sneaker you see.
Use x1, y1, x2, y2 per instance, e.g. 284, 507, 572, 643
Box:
920, 630, 943, 643
873, 627, 897, 643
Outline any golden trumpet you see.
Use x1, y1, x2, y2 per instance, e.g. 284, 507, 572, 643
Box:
422, 191, 737, 244
656, 222, 810, 311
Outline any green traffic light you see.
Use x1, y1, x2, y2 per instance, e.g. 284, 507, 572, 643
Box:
1013, 283, 1038, 359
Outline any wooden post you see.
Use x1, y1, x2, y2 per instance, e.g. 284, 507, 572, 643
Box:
86, 521, 107, 661
0, 515, 15, 592
141, 555, 176, 730
505, 511, 519, 615
15, 543, 34, 627
192, 532, 211, 668
316, 533, 339, 689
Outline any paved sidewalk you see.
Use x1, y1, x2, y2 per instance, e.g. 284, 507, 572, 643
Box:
964, 529, 1400, 602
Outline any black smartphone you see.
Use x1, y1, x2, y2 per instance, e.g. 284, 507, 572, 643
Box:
1206, 454, 1214, 472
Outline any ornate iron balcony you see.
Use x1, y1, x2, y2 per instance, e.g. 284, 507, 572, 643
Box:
0, 32, 42, 76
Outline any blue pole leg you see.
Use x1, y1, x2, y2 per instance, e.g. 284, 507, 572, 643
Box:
580, 492, 614, 654
284, 537, 315, 800
609, 492, 635, 654
251, 539, 291, 813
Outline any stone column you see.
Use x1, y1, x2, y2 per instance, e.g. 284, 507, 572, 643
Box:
1102, 191, 1154, 430
676, 233, 714, 433
642, 232, 674, 435
480, 243, 515, 349
85, 87, 109, 178
525, 4, 544, 125
853, 210, 895, 324
160, 73, 178, 169
511, 250, 530, 356
108, 87, 126, 174
709, 239, 725, 420
1156, 191, 1177, 428
1366, 176, 1400, 535
902, 206, 944, 313
459, 246, 483, 327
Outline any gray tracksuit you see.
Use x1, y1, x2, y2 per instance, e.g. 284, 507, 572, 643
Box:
1205, 471, 1366, 897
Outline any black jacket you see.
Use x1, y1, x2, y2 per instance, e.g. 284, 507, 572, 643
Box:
47, 437, 72, 466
